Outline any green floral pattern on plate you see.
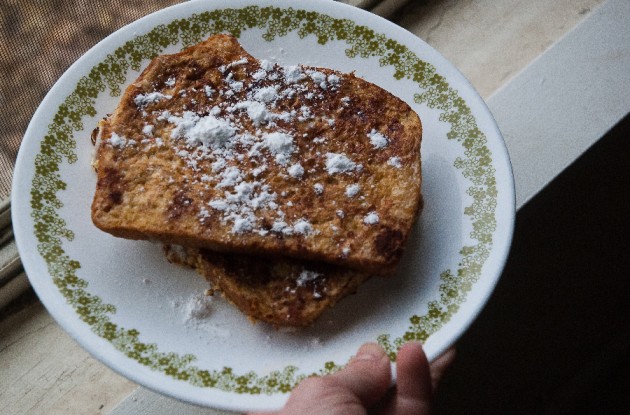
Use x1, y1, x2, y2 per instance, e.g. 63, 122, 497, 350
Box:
30, 6, 496, 393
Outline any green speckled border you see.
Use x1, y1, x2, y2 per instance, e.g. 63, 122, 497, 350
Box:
31, 6, 496, 394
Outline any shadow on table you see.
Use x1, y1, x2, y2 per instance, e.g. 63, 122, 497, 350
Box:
434, 113, 630, 414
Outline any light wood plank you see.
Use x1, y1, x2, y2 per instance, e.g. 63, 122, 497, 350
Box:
399, 0, 604, 97
0, 301, 137, 415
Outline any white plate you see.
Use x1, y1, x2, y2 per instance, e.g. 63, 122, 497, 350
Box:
12, 0, 515, 412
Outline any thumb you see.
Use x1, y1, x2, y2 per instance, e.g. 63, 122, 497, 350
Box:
277, 343, 392, 415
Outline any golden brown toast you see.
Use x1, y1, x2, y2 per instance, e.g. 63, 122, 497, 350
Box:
92, 34, 422, 274
164, 245, 372, 327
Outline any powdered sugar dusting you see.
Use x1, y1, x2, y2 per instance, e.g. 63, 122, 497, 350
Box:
260, 59, 274, 71
296, 270, 322, 286
262, 132, 295, 165
124, 50, 400, 240
387, 156, 402, 168
134, 91, 172, 108
142, 124, 154, 135
234, 100, 270, 126
367, 129, 389, 149
283, 65, 306, 84
325, 153, 360, 174
182, 293, 213, 321
287, 163, 304, 179
293, 219, 313, 235
108, 132, 136, 148
363, 211, 380, 225
345, 184, 360, 197
253, 86, 278, 103
169, 111, 237, 149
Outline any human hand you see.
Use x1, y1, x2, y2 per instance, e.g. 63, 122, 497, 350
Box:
250, 342, 455, 415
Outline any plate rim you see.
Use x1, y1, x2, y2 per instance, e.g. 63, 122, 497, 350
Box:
11, 0, 515, 411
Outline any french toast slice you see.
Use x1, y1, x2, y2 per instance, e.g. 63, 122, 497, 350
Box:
92, 34, 422, 274
164, 245, 372, 327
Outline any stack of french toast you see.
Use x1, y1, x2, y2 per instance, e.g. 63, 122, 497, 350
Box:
91, 34, 422, 327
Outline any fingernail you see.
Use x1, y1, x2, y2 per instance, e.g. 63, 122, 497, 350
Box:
355, 351, 377, 361
408, 341, 423, 350
355, 343, 384, 361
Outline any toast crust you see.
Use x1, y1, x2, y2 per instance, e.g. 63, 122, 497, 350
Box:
164, 245, 372, 327
92, 34, 422, 274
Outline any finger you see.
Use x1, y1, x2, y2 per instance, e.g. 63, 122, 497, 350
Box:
390, 341, 433, 415
329, 342, 393, 407
429, 347, 456, 392
279, 342, 392, 415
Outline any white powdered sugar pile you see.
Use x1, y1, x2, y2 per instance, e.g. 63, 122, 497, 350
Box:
169, 293, 232, 339
363, 211, 380, 225
134, 91, 172, 107
108, 132, 136, 148
313, 183, 324, 195
176, 293, 213, 322
367, 129, 389, 149
387, 156, 402, 168
325, 153, 361, 174
287, 163, 305, 178
345, 184, 360, 198
168, 111, 237, 149
261, 132, 295, 165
